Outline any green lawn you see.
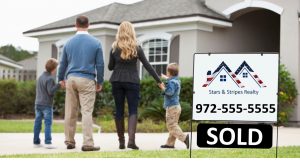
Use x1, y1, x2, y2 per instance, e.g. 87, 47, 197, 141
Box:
1, 147, 300, 158
0, 120, 98, 133
0, 119, 197, 133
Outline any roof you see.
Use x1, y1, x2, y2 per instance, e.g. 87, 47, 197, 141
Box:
202, 61, 244, 88
235, 61, 266, 88
18, 56, 37, 71
0, 54, 23, 69
24, 0, 229, 34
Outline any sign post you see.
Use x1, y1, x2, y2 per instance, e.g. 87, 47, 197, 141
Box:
192, 53, 279, 155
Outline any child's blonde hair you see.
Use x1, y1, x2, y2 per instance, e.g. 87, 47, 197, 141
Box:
167, 63, 179, 76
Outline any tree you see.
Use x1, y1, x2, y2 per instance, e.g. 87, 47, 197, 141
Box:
0, 44, 37, 61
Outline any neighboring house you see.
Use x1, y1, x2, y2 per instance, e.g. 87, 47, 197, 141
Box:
17, 56, 37, 81
0, 54, 23, 80
23, 0, 300, 124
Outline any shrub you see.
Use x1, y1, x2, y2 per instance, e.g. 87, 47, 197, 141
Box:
0, 80, 36, 118
15, 81, 36, 116
0, 66, 297, 125
139, 78, 162, 106
278, 65, 298, 124
139, 98, 191, 122
0, 80, 17, 117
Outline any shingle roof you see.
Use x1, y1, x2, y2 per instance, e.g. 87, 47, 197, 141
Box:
24, 0, 228, 34
0, 54, 23, 68
0, 55, 20, 64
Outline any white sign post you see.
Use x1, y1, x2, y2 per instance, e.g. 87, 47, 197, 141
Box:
193, 53, 279, 122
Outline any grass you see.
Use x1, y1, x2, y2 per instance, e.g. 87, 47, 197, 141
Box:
1, 147, 300, 158
0, 119, 197, 133
0, 120, 98, 133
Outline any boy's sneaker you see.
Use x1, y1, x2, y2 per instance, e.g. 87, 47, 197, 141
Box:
67, 144, 76, 150
184, 134, 190, 149
160, 145, 175, 149
33, 144, 43, 148
44, 144, 56, 149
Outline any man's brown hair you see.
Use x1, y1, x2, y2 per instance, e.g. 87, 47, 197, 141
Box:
167, 63, 179, 76
45, 58, 58, 73
76, 15, 89, 28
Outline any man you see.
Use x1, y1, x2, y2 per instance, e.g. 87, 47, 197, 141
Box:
58, 15, 104, 152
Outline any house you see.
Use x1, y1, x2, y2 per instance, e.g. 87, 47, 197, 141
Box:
17, 56, 37, 81
0, 54, 23, 80
23, 0, 300, 124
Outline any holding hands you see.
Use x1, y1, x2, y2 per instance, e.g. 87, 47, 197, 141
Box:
96, 84, 102, 92
59, 80, 66, 89
158, 82, 166, 91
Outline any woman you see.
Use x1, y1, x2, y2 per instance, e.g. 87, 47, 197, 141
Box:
108, 21, 163, 150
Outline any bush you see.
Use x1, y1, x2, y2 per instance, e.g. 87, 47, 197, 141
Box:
0, 66, 297, 125
0, 80, 17, 117
139, 98, 191, 122
278, 65, 298, 124
15, 81, 36, 115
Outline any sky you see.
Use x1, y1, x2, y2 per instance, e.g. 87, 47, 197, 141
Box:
0, 0, 142, 51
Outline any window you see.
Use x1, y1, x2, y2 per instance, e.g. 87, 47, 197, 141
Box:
141, 38, 169, 77
138, 33, 172, 78
220, 75, 227, 82
243, 72, 248, 78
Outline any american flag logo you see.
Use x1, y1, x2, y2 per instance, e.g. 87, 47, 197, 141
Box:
202, 61, 266, 88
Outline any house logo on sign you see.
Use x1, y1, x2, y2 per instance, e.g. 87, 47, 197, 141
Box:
202, 61, 266, 88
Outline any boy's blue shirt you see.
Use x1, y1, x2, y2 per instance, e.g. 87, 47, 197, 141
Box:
163, 76, 181, 109
58, 32, 105, 84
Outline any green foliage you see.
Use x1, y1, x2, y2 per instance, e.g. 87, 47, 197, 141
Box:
0, 80, 17, 117
94, 81, 114, 115
15, 81, 36, 115
139, 98, 191, 122
0, 80, 36, 118
0, 45, 36, 61
140, 77, 162, 106
0, 66, 297, 125
278, 65, 298, 124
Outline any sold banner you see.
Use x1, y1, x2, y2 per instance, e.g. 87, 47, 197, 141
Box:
192, 53, 279, 122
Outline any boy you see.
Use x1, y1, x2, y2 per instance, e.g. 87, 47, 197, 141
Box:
33, 58, 60, 149
159, 63, 189, 149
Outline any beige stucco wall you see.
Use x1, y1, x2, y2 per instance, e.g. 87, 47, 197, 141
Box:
205, 0, 300, 123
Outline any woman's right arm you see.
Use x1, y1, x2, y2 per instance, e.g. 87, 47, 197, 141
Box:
138, 46, 162, 83
108, 49, 115, 71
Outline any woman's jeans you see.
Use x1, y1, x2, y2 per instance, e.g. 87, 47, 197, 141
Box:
33, 105, 53, 145
112, 82, 140, 119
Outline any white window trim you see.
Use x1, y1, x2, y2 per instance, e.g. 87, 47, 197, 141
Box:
138, 32, 172, 79
223, 0, 283, 17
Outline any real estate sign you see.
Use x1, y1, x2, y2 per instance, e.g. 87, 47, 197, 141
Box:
193, 53, 279, 122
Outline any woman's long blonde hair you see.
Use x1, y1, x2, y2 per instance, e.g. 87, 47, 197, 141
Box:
112, 21, 138, 60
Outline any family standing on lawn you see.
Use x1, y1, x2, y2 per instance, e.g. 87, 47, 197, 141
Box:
33, 16, 189, 151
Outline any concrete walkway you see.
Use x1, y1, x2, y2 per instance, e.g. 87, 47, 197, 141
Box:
0, 127, 299, 156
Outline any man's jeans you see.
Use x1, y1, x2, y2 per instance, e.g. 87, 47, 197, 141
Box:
33, 105, 53, 145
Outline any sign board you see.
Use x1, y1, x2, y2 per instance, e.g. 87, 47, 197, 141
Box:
193, 53, 279, 122
197, 124, 273, 149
